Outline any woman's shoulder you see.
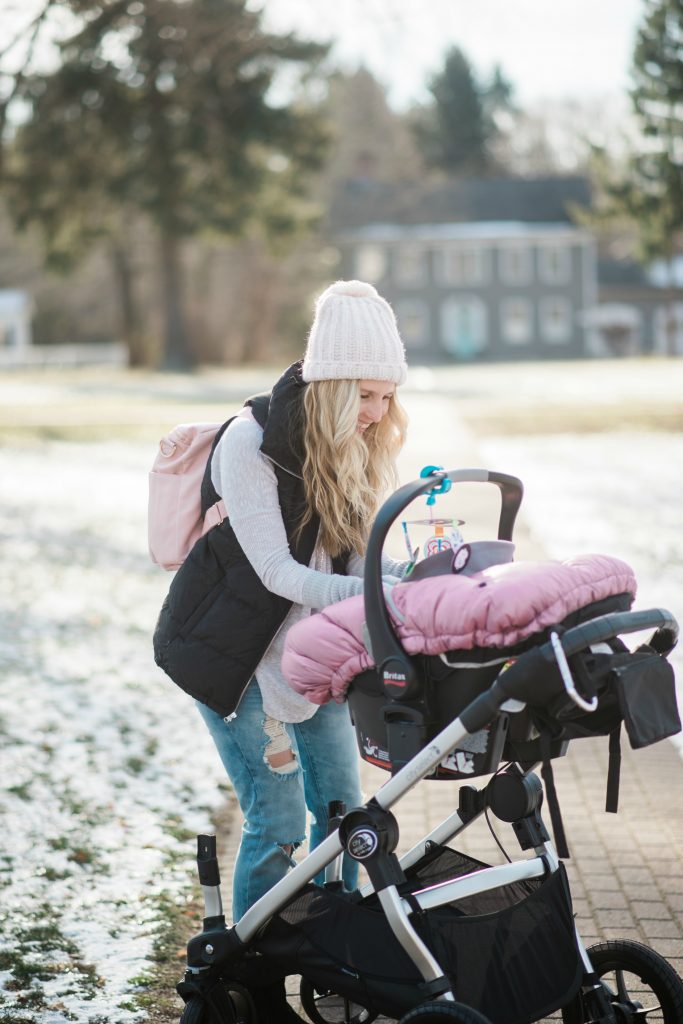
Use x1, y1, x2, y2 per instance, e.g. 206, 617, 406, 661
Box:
219, 407, 264, 451
212, 405, 276, 495
215, 407, 266, 468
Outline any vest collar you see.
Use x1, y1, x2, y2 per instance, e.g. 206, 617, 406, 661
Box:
258, 360, 307, 478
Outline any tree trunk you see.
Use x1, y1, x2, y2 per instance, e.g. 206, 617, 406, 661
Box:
109, 242, 148, 367
159, 232, 192, 370
248, 267, 280, 363
237, 240, 280, 364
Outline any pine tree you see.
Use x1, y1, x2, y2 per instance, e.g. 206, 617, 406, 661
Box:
625, 0, 683, 260
413, 47, 493, 176
5, 0, 329, 367
591, 0, 683, 352
481, 64, 515, 139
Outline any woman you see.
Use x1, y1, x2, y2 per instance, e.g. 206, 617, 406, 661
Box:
154, 279, 409, 923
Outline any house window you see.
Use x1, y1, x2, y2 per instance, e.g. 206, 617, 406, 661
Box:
501, 298, 533, 344
440, 297, 488, 358
499, 246, 532, 285
539, 245, 571, 284
0, 324, 15, 347
438, 247, 488, 286
355, 245, 386, 284
540, 297, 572, 343
653, 303, 683, 355
394, 246, 427, 287
396, 301, 429, 349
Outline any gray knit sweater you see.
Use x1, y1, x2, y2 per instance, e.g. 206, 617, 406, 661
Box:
211, 414, 405, 722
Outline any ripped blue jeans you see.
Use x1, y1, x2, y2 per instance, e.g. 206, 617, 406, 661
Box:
196, 679, 362, 921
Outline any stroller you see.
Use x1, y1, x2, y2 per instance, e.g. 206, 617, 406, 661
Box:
177, 468, 683, 1024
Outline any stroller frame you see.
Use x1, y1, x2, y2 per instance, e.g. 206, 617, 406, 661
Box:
179, 469, 681, 1024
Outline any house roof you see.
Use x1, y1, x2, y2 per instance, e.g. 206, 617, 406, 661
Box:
327, 175, 592, 232
597, 256, 683, 295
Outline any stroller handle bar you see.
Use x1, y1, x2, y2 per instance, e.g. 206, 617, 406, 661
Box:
459, 605, 679, 735
544, 606, 679, 661
365, 469, 524, 693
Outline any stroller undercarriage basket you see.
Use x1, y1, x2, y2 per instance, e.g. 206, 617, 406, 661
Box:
255, 845, 582, 1024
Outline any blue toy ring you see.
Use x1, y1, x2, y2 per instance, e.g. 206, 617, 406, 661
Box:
420, 465, 452, 505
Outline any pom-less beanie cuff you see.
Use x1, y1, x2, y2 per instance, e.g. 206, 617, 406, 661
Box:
301, 280, 408, 385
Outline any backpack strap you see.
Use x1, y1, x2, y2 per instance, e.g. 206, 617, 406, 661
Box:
202, 390, 351, 573
199, 394, 273, 518
200, 418, 234, 517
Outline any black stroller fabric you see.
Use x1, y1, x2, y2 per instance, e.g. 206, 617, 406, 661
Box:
254, 846, 583, 1024
254, 883, 425, 1018
501, 641, 680, 853
410, 850, 583, 1024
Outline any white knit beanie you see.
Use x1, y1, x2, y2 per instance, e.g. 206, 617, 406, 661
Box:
301, 280, 408, 385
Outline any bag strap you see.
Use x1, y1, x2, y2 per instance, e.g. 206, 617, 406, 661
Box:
200, 418, 234, 517
605, 723, 622, 813
539, 731, 570, 859
199, 394, 272, 517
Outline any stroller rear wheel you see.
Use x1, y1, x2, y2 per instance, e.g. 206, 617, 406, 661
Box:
562, 939, 683, 1024
180, 999, 207, 1024
398, 1001, 493, 1024
299, 977, 377, 1023
179, 980, 256, 1024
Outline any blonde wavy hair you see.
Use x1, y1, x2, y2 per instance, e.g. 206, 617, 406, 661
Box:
296, 379, 408, 557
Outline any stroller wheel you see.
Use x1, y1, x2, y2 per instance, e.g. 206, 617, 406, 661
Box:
399, 1001, 493, 1023
299, 977, 377, 1023
179, 980, 256, 1024
180, 998, 210, 1024
562, 939, 683, 1024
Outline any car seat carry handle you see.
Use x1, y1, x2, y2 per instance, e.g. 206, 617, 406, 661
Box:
364, 469, 524, 697
487, 470, 524, 542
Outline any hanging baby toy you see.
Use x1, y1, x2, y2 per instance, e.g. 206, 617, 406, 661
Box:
402, 465, 470, 576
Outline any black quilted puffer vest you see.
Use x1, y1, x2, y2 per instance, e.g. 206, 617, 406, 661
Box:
153, 360, 347, 718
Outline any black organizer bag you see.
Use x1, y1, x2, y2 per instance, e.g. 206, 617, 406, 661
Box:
504, 639, 681, 755
498, 628, 680, 856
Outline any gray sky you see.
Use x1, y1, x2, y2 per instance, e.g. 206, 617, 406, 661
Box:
2, 0, 645, 110
253, 0, 645, 108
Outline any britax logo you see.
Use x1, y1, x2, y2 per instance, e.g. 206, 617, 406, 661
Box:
384, 672, 406, 683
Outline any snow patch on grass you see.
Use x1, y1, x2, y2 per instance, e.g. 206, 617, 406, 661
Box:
0, 440, 227, 1023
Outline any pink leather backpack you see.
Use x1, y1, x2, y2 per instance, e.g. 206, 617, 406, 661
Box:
148, 422, 226, 570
